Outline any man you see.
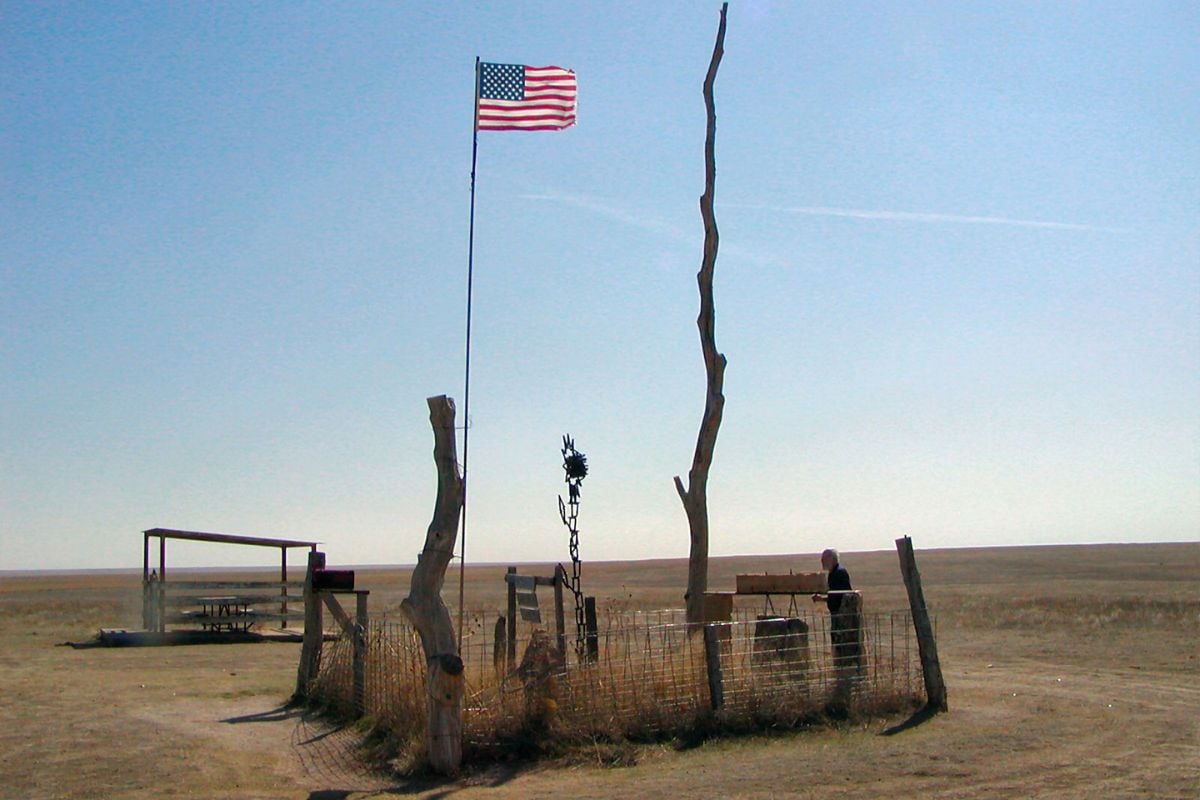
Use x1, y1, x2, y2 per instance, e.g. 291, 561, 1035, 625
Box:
812, 548, 860, 707
812, 548, 852, 613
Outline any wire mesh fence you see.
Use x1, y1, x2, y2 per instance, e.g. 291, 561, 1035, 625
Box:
305, 603, 926, 756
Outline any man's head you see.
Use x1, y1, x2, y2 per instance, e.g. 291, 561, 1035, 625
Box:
820, 548, 839, 572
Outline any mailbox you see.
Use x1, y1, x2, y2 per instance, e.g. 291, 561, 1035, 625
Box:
313, 569, 355, 591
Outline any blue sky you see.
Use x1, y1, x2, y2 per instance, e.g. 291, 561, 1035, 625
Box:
2, 1, 1197, 570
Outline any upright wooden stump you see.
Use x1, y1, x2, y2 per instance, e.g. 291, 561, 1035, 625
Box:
400, 395, 465, 775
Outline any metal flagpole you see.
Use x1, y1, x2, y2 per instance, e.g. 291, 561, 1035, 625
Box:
458, 57, 481, 650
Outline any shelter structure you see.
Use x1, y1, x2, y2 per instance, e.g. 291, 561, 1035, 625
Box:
142, 527, 318, 633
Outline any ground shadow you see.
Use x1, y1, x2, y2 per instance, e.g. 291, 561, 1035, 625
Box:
304, 762, 525, 800
879, 703, 940, 736
222, 703, 307, 724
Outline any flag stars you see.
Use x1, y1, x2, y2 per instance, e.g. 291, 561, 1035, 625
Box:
480, 63, 525, 101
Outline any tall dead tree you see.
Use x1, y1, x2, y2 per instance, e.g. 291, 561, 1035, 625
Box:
674, 3, 728, 625
401, 395, 465, 774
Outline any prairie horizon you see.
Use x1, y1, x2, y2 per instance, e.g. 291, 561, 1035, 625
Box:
5, 538, 1196, 578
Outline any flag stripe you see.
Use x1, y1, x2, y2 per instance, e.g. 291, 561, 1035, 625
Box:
477, 62, 576, 132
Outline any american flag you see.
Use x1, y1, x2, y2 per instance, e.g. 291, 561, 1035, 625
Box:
477, 63, 577, 132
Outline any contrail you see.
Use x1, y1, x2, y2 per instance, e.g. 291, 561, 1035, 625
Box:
520, 191, 780, 266
519, 192, 689, 241
718, 202, 1124, 233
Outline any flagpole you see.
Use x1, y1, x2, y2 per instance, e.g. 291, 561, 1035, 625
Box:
458, 57, 481, 651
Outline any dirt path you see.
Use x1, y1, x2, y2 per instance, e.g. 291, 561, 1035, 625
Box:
80, 644, 1192, 800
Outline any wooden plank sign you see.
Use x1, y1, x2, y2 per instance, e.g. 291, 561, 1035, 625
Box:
735, 572, 826, 595
517, 591, 541, 623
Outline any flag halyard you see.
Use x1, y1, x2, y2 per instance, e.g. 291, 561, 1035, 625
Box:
477, 63, 577, 131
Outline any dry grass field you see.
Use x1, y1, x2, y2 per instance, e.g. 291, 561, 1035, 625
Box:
1, 541, 1197, 799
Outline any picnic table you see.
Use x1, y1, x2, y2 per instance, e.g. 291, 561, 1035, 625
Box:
197, 596, 254, 632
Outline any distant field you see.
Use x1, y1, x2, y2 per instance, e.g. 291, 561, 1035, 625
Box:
0, 542, 1196, 799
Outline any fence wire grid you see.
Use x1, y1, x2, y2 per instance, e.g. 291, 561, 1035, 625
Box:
307, 604, 926, 754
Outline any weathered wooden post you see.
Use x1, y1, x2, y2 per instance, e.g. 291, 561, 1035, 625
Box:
674, 2, 729, 625
295, 550, 326, 699
400, 395, 465, 775
896, 535, 948, 712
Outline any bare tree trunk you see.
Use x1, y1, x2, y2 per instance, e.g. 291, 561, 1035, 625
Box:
675, 2, 729, 625
400, 395, 464, 774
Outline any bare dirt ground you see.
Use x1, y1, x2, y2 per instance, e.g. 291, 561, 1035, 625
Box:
1, 542, 1197, 799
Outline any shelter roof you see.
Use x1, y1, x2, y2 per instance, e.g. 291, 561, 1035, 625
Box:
143, 528, 318, 549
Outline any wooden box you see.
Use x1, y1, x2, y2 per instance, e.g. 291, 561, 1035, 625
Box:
735, 572, 826, 595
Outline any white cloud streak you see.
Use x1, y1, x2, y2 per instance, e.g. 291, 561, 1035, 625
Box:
519, 191, 690, 242
718, 202, 1125, 233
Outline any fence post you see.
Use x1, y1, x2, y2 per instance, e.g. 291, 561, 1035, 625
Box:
895, 536, 948, 712
493, 616, 506, 672
584, 596, 599, 663
703, 623, 724, 710
353, 590, 369, 716
506, 567, 517, 670
295, 550, 326, 700
553, 564, 567, 661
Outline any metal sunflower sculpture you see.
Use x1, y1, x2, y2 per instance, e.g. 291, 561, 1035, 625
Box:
558, 435, 588, 660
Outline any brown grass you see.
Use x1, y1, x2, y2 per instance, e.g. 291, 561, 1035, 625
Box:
2, 542, 1197, 799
